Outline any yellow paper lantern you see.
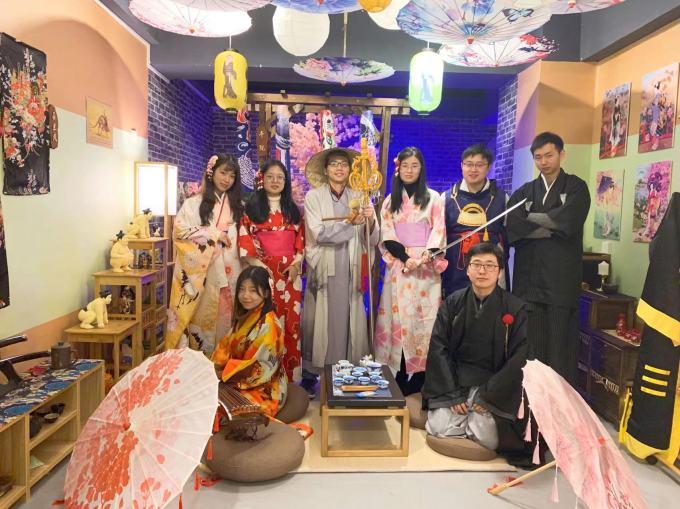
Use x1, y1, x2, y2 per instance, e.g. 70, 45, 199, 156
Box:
409, 48, 443, 114
214, 50, 248, 111
359, 0, 392, 13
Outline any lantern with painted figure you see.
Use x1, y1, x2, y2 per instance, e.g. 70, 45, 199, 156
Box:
214, 50, 248, 111
408, 48, 443, 114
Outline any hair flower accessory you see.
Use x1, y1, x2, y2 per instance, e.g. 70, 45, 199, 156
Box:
393, 156, 400, 177
205, 155, 218, 180
502, 313, 514, 358
255, 170, 264, 191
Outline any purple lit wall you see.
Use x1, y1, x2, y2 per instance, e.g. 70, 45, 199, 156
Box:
493, 77, 519, 194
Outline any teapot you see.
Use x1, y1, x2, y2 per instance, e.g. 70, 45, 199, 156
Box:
50, 341, 78, 370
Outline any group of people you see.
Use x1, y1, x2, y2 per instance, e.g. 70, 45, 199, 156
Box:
165, 131, 591, 462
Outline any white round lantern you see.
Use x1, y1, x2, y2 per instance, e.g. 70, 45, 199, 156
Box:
368, 0, 408, 30
273, 7, 330, 56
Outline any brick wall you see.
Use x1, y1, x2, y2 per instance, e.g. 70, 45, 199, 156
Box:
148, 69, 214, 182
493, 77, 519, 193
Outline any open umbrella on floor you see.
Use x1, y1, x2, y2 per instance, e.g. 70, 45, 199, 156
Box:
64, 348, 218, 509
489, 360, 648, 509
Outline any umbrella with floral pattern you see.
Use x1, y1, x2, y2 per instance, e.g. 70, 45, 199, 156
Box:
551, 0, 626, 14
64, 349, 218, 509
294, 56, 394, 85
272, 0, 360, 13
439, 34, 558, 67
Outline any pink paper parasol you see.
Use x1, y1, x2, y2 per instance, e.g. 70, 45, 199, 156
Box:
551, 0, 627, 14
64, 349, 218, 509
294, 56, 394, 85
491, 360, 648, 508
168, 0, 272, 10
397, 0, 553, 45
439, 34, 557, 67
130, 0, 252, 37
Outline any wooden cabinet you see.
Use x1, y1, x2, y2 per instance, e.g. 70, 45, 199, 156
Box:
579, 290, 636, 330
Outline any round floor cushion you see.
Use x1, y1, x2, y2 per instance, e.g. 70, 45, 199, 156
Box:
426, 434, 497, 461
276, 383, 310, 424
206, 422, 305, 482
405, 393, 427, 430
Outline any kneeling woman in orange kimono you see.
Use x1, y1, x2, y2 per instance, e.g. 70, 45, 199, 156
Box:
212, 266, 288, 417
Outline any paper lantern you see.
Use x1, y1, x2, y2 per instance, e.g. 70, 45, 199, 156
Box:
214, 50, 248, 111
368, 0, 407, 30
359, 0, 391, 13
273, 7, 330, 56
408, 48, 443, 114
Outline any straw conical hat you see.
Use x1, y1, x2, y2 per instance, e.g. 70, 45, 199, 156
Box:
304, 147, 360, 189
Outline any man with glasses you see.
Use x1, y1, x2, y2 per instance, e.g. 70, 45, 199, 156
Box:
302, 148, 379, 381
442, 144, 509, 297
506, 132, 590, 385
421, 242, 529, 463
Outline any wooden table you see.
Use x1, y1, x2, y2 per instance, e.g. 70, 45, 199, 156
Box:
64, 320, 140, 382
320, 365, 409, 457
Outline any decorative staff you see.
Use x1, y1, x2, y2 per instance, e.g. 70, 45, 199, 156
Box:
348, 138, 383, 346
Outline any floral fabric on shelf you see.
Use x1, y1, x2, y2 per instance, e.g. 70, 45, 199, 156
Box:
0, 33, 50, 195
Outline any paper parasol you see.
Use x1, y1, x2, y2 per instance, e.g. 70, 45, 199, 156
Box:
272, 0, 361, 13
397, 0, 552, 45
551, 0, 627, 14
294, 56, 394, 85
439, 34, 557, 67
168, 0, 272, 10
130, 0, 252, 37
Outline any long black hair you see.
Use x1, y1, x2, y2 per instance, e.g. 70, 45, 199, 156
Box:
245, 159, 301, 225
199, 153, 243, 226
232, 266, 275, 335
390, 146, 430, 213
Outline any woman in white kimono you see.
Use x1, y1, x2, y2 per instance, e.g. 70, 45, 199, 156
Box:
374, 146, 447, 395
166, 154, 243, 355
302, 147, 380, 371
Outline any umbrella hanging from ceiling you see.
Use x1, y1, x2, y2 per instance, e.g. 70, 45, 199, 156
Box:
168, 0, 272, 10
551, 0, 627, 14
272, 0, 361, 13
439, 34, 558, 67
130, 0, 252, 37
397, 0, 553, 45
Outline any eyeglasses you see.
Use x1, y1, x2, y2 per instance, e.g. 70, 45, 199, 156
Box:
462, 162, 489, 170
468, 262, 499, 272
327, 161, 350, 169
264, 175, 285, 182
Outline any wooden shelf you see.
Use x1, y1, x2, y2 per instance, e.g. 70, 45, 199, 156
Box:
29, 440, 75, 487
0, 485, 26, 509
29, 410, 77, 450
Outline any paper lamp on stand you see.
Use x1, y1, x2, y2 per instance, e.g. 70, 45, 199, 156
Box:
214, 50, 248, 111
273, 7, 330, 56
134, 162, 178, 241
408, 48, 443, 114
368, 0, 407, 30
359, 0, 391, 12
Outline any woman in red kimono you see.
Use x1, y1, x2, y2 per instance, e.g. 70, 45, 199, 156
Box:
239, 160, 304, 383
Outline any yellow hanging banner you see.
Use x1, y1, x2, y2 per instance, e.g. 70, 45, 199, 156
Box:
214, 50, 248, 111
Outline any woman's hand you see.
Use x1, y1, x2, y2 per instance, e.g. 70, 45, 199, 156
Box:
420, 250, 433, 264
350, 212, 365, 226
405, 257, 421, 272
282, 264, 300, 282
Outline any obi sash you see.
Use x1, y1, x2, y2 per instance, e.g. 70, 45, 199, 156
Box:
395, 222, 431, 248
255, 230, 295, 257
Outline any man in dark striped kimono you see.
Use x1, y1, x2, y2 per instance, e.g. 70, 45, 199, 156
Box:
506, 132, 590, 385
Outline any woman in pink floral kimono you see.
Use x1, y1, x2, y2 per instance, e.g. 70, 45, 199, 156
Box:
166, 154, 243, 355
374, 147, 447, 395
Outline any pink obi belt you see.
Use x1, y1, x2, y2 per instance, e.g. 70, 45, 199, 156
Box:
256, 230, 296, 257
394, 222, 431, 248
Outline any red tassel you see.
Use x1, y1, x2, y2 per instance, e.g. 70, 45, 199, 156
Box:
207, 437, 213, 461
550, 464, 559, 503
532, 433, 541, 465
179, 494, 183, 509
517, 389, 525, 419
360, 253, 369, 293
194, 471, 200, 490
524, 413, 532, 442
52, 500, 65, 506
213, 413, 220, 433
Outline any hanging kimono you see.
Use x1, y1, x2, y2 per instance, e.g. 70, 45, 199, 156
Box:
302, 184, 379, 369
374, 189, 447, 374
213, 306, 287, 417
441, 179, 508, 297
422, 286, 528, 455
507, 169, 590, 384
0, 196, 8, 308
0, 33, 50, 195
166, 193, 241, 355
239, 201, 305, 382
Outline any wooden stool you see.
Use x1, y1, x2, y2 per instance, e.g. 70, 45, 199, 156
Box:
64, 320, 140, 382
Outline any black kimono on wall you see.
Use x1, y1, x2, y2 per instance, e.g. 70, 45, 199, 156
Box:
0, 33, 50, 195
507, 169, 590, 384
422, 286, 528, 453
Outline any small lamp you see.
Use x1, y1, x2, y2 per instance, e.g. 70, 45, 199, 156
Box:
134, 162, 178, 238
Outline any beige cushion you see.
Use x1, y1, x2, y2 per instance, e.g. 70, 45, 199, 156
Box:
276, 383, 310, 423
206, 422, 304, 482
426, 434, 497, 461
405, 393, 427, 430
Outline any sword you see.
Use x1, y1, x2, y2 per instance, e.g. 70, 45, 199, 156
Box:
403, 198, 527, 273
